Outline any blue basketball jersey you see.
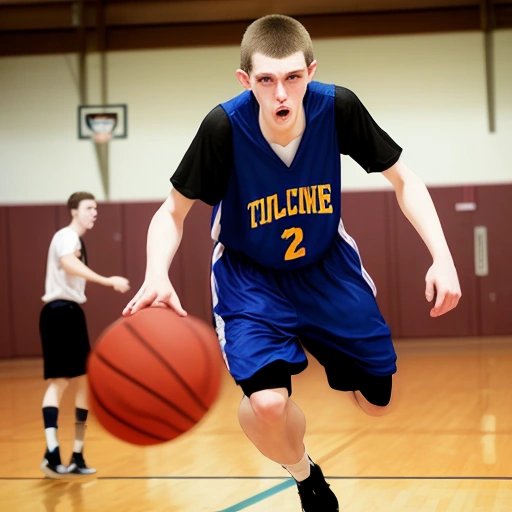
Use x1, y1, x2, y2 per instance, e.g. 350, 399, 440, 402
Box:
214, 81, 341, 270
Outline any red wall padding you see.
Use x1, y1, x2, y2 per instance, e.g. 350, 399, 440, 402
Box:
6, 205, 58, 356
1, 184, 511, 358
391, 186, 479, 337
0, 207, 14, 358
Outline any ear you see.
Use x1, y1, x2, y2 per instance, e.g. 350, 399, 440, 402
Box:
235, 69, 251, 90
307, 60, 318, 82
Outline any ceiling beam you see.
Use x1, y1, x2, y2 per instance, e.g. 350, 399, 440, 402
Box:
1, 2, 511, 56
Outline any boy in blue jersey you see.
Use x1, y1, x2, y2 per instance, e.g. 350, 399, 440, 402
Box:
124, 14, 461, 511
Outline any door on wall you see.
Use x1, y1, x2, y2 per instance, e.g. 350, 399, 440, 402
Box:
392, 184, 512, 338
475, 185, 512, 335
392, 186, 478, 337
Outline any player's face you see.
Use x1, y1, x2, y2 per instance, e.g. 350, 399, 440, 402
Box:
236, 51, 317, 138
73, 199, 98, 231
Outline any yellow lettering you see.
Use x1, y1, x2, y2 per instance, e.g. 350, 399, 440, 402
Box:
247, 198, 264, 228
286, 188, 298, 216
299, 186, 317, 214
267, 194, 286, 222
248, 184, 333, 229
317, 184, 333, 213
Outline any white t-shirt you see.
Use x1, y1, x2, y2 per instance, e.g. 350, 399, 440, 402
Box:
42, 226, 87, 304
270, 134, 303, 167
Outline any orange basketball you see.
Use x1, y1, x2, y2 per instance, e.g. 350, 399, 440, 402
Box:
87, 308, 223, 445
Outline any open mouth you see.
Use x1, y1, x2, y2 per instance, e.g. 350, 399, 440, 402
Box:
275, 107, 290, 119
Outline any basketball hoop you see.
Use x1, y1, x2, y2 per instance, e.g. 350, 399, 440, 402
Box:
85, 113, 118, 144
78, 104, 127, 142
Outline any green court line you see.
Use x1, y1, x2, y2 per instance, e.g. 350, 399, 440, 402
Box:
217, 478, 295, 512
215, 474, 512, 511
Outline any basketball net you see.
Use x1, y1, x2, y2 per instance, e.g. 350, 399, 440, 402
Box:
85, 113, 118, 144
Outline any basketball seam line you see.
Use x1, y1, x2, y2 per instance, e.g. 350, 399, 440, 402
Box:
124, 321, 211, 411
88, 374, 174, 442
93, 349, 200, 425
180, 318, 221, 398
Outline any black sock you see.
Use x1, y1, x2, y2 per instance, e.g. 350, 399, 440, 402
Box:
42, 406, 58, 429
75, 407, 88, 423
42, 406, 59, 453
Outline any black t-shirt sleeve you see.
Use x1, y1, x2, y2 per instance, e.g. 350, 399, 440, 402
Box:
170, 105, 232, 206
335, 86, 402, 173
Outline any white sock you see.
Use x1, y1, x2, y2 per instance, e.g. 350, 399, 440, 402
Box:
283, 452, 313, 482
44, 427, 59, 452
73, 440, 84, 453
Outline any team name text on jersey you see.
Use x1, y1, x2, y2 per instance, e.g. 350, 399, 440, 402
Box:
247, 184, 333, 228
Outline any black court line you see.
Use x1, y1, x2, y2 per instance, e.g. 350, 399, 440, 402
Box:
2, 475, 511, 481
3, 474, 511, 511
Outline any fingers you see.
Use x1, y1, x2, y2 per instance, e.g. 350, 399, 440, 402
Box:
425, 280, 435, 303
425, 264, 461, 317
168, 294, 187, 317
120, 278, 130, 293
122, 288, 154, 316
123, 297, 150, 316
121, 304, 132, 317
429, 289, 445, 317
115, 283, 130, 293
152, 294, 188, 317
111, 276, 130, 294
122, 288, 187, 317
429, 286, 461, 317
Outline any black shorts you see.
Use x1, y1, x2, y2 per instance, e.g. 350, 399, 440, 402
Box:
238, 353, 393, 407
39, 300, 90, 379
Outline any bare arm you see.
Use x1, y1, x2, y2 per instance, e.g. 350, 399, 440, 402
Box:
122, 186, 195, 317
382, 159, 461, 317
60, 255, 130, 293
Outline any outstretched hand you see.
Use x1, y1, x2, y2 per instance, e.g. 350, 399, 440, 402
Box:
122, 279, 187, 317
425, 260, 461, 317
109, 276, 130, 293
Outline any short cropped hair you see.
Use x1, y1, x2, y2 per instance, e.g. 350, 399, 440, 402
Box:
67, 192, 95, 211
240, 14, 314, 74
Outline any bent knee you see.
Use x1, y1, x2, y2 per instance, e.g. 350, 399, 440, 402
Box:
249, 388, 289, 423
353, 390, 392, 416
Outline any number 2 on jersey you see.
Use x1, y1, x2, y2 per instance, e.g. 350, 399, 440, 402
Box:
281, 227, 306, 261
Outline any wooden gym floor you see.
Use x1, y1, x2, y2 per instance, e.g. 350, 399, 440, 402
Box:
0, 336, 511, 511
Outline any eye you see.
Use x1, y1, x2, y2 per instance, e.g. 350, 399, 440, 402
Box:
258, 76, 272, 84
287, 74, 301, 81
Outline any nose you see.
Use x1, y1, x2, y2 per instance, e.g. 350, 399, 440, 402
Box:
275, 80, 287, 102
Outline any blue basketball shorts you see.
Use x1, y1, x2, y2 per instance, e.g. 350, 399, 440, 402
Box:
211, 233, 397, 392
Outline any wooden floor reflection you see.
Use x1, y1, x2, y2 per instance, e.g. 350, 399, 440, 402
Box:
1, 337, 511, 511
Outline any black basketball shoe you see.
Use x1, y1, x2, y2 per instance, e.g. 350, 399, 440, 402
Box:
40, 447, 69, 479
68, 451, 97, 475
296, 463, 339, 511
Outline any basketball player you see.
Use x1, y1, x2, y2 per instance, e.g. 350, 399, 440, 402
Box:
40, 192, 130, 478
123, 15, 461, 511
